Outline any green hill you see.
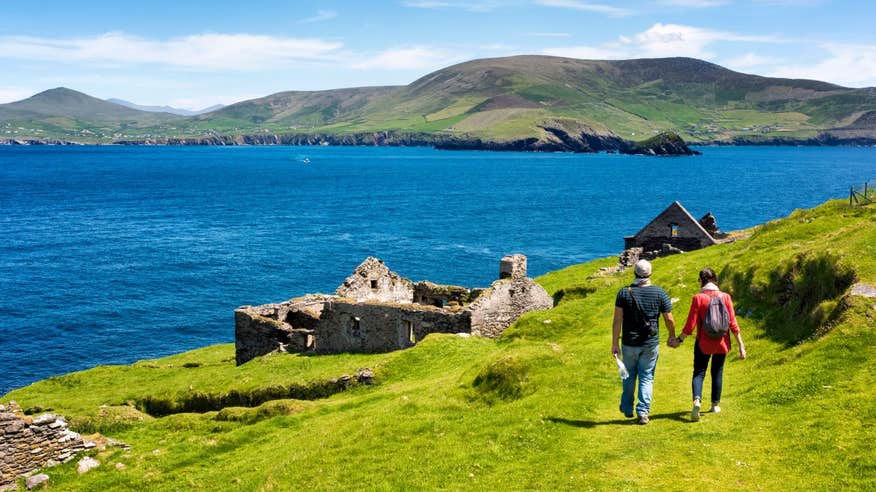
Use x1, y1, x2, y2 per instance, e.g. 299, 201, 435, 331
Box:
4, 199, 875, 490
0, 88, 182, 142
3, 56, 876, 146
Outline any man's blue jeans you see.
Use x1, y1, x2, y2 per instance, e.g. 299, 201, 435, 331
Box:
620, 343, 659, 417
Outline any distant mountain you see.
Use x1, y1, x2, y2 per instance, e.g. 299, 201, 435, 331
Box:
3, 57, 876, 146
0, 88, 183, 141
107, 98, 226, 116
195, 56, 876, 144
0, 88, 181, 121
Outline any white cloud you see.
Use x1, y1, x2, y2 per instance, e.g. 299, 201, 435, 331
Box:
301, 10, 338, 23
543, 23, 782, 61
0, 32, 344, 71
350, 47, 467, 71
0, 86, 35, 104
400, 1, 501, 12
768, 43, 876, 88
627, 23, 779, 58
535, 0, 632, 17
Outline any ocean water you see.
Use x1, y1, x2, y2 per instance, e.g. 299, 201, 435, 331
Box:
1, 145, 874, 394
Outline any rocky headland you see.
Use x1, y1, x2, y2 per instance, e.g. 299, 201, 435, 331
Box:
0, 129, 700, 156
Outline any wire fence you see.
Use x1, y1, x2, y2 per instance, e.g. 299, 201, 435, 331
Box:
849, 180, 875, 207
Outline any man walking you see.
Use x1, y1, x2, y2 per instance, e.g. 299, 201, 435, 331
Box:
611, 259, 677, 424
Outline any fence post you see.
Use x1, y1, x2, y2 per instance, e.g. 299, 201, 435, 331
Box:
851, 186, 855, 207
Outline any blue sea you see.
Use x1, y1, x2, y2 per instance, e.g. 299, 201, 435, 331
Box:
1, 145, 874, 394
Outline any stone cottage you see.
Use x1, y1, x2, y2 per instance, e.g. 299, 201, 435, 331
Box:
234, 255, 553, 365
619, 201, 725, 266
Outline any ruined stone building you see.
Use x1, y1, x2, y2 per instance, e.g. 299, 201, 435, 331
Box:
235, 255, 553, 365
620, 201, 725, 266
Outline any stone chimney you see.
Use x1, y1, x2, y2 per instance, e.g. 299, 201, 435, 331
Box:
499, 254, 527, 281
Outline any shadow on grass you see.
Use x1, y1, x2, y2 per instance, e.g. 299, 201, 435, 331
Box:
547, 411, 690, 428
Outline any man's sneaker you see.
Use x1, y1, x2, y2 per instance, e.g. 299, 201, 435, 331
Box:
710, 404, 721, 414
691, 400, 701, 422
637, 414, 650, 425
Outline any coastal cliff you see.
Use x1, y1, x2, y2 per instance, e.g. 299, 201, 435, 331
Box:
2, 129, 699, 156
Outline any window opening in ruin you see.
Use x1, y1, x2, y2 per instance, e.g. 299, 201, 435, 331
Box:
370, 280, 378, 290
351, 317, 361, 337
405, 320, 415, 344
670, 224, 679, 237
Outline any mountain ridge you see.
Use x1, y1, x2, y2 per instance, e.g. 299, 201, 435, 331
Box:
106, 98, 225, 116
2, 56, 875, 148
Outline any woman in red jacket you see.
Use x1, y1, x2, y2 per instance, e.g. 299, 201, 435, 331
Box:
675, 268, 747, 421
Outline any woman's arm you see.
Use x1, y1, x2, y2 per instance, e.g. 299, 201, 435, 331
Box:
678, 295, 700, 343
733, 331, 747, 359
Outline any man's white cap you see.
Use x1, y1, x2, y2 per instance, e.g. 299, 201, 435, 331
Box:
634, 259, 652, 278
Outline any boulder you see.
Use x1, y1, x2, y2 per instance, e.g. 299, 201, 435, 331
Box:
76, 457, 99, 474
25, 474, 49, 490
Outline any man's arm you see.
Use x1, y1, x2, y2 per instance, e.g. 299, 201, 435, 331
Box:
612, 306, 623, 356
663, 312, 677, 346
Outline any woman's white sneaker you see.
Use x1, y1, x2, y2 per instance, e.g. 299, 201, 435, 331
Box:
691, 400, 701, 421
710, 405, 721, 413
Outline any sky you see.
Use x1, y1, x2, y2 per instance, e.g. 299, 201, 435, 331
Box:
0, 0, 873, 110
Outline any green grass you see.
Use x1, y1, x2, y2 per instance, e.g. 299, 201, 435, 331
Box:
4, 199, 876, 490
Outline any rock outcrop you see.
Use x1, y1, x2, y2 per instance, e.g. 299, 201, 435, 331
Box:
625, 131, 701, 156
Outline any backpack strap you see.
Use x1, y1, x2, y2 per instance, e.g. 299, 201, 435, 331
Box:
626, 286, 647, 328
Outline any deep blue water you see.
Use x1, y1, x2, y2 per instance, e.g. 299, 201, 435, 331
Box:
1, 145, 874, 394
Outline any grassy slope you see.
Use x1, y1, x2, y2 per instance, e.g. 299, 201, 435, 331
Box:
4, 200, 876, 490
5, 57, 876, 144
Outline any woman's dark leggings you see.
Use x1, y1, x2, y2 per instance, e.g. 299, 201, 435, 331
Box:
692, 340, 726, 404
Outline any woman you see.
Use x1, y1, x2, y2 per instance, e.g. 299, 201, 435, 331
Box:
675, 268, 746, 421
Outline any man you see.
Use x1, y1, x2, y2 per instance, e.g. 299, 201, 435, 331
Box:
611, 259, 677, 425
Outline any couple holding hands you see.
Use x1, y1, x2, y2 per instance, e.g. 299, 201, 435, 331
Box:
611, 260, 747, 425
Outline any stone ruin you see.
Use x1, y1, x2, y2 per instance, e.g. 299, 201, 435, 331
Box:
235, 254, 553, 365
618, 201, 727, 269
0, 402, 92, 489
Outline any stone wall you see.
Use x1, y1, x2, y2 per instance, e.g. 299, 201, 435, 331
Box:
0, 402, 90, 488
315, 301, 471, 354
235, 255, 554, 361
468, 278, 554, 338
234, 294, 334, 365
500, 254, 528, 280
335, 257, 414, 303
412, 281, 479, 308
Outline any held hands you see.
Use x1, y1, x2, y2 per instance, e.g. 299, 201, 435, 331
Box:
666, 336, 681, 348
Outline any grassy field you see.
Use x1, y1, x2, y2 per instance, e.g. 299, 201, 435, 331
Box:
4, 199, 876, 490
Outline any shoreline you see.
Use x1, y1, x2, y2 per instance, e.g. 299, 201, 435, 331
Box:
1, 130, 698, 155
3, 133, 875, 152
